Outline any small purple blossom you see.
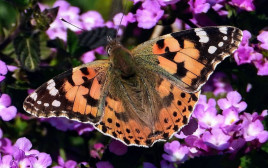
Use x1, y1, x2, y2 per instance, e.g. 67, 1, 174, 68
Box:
46, 1, 82, 41
160, 160, 175, 168
96, 161, 114, 168
109, 140, 128, 156
241, 112, 268, 143
29, 153, 52, 168
222, 108, 240, 126
257, 31, 268, 50
231, 0, 255, 11
136, 0, 164, 29
90, 143, 104, 159
0, 94, 17, 121
217, 91, 247, 113
143, 162, 157, 168
202, 128, 231, 150
254, 59, 268, 76
188, 0, 211, 14
193, 95, 223, 128
113, 12, 136, 27
81, 11, 104, 30
0, 60, 8, 82
162, 141, 189, 163
0, 154, 13, 168
52, 156, 77, 168
41, 117, 94, 135
203, 72, 233, 95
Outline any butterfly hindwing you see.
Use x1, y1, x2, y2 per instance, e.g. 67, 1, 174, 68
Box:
96, 70, 200, 147
132, 26, 243, 92
23, 60, 110, 123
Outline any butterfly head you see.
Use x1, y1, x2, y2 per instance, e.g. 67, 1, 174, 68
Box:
106, 36, 136, 78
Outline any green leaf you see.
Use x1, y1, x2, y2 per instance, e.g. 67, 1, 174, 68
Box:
67, 29, 79, 56
13, 33, 40, 71
262, 141, 268, 153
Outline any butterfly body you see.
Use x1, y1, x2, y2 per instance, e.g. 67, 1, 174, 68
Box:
24, 26, 243, 147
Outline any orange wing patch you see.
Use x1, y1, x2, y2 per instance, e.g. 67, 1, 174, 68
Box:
154, 77, 200, 140
96, 94, 153, 146
23, 60, 110, 123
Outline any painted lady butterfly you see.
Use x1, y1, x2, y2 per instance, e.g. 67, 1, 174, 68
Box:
23, 26, 242, 147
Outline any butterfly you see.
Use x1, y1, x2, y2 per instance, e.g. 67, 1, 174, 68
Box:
23, 26, 243, 147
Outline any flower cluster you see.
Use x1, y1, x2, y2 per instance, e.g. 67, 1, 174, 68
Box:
0, 129, 52, 167
161, 91, 268, 164
234, 30, 268, 76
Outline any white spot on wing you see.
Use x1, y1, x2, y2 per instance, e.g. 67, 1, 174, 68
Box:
37, 101, 42, 105
219, 27, 228, 34
195, 29, 209, 43
223, 36, 228, 40
49, 88, 59, 96
47, 79, 59, 96
218, 42, 224, 47
52, 100, 61, 107
30, 92, 38, 101
208, 46, 217, 54
44, 103, 49, 107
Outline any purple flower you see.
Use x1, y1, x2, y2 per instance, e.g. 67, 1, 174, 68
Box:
254, 59, 268, 76
136, 0, 164, 29
46, 1, 82, 41
0, 60, 8, 82
185, 135, 209, 152
73, 122, 94, 135
257, 31, 268, 50
202, 128, 231, 150
231, 0, 255, 11
222, 108, 240, 126
234, 45, 255, 65
109, 140, 128, 156
217, 91, 247, 113
162, 141, 189, 163
203, 72, 233, 95
241, 113, 268, 143
193, 95, 223, 128
160, 160, 175, 168
41, 117, 76, 131
29, 153, 52, 168
0, 154, 13, 167
13, 137, 39, 160
41, 117, 94, 135
211, 3, 228, 16
113, 12, 136, 27
96, 161, 114, 168
143, 162, 157, 168
52, 156, 77, 168
188, 0, 211, 14
81, 51, 96, 64
161, 0, 181, 5
90, 143, 104, 159
0, 94, 17, 121
229, 138, 246, 152
241, 30, 251, 46
81, 11, 104, 30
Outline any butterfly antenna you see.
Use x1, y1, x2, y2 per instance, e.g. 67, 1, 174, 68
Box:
115, 0, 128, 40
60, 18, 86, 31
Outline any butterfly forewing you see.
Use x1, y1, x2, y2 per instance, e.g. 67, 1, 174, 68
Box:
133, 26, 243, 92
23, 60, 110, 123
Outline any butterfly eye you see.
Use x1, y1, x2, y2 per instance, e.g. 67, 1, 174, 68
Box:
107, 46, 112, 56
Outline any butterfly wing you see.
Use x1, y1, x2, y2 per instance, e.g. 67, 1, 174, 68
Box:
132, 26, 243, 92
23, 60, 110, 123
